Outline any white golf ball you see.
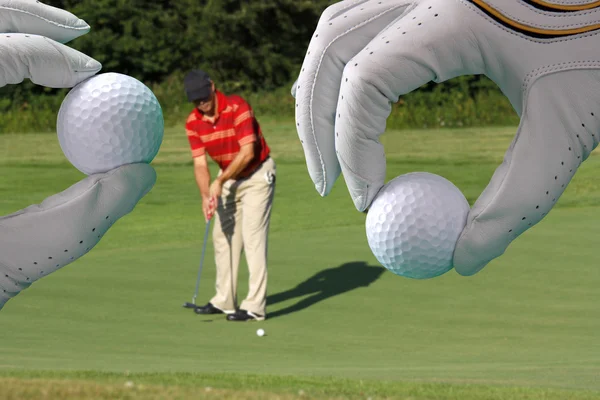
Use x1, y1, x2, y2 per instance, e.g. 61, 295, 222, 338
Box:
365, 172, 470, 279
256, 328, 265, 337
57, 72, 164, 175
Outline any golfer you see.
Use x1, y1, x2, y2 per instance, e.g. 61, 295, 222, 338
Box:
183, 69, 276, 322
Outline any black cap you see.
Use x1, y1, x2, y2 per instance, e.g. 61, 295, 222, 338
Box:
184, 69, 212, 102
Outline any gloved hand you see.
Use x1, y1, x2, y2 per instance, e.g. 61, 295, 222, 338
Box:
0, 0, 157, 310
293, 0, 600, 276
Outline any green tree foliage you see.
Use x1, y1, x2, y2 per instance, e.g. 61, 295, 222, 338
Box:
0, 0, 517, 132
42, 0, 336, 91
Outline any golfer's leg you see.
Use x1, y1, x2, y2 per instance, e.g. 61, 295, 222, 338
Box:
210, 182, 243, 313
240, 159, 276, 317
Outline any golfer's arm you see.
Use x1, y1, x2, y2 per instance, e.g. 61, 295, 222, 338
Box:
193, 155, 211, 199
217, 143, 255, 182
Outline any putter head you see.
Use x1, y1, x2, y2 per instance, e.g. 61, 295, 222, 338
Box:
183, 302, 197, 309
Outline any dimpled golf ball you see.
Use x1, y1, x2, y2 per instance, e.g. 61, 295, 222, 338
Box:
257, 329, 265, 337
365, 172, 470, 279
57, 72, 164, 175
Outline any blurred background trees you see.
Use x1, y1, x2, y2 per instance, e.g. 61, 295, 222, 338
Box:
0, 0, 517, 132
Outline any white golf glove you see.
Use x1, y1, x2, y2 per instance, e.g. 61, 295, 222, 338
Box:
0, 0, 157, 310
293, 0, 600, 276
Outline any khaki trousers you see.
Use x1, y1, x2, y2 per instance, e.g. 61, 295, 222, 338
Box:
210, 157, 275, 317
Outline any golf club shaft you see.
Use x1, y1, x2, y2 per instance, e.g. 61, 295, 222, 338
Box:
192, 218, 211, 304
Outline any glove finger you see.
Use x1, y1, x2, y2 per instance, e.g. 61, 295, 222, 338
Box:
0, 33, 101, 88
0, 163, 156, 309
0, 0, 89, 43
454, 69, 600, 275
335, 0, 484, 210
294, 0, 416, 198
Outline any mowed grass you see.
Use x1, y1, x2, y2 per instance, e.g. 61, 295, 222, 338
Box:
0, 119, 600, 399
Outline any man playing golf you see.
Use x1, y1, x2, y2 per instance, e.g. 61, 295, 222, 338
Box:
184, 69, 276, 322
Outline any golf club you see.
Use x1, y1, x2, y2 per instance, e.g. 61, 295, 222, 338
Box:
183, 217, 212, 310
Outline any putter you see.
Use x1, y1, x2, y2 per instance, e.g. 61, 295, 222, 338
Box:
183, 217, 212, 310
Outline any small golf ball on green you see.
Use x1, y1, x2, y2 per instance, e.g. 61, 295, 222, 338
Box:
257, 329, 265, 337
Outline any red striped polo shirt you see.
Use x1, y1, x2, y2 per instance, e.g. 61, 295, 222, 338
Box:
185, 90, 270, 178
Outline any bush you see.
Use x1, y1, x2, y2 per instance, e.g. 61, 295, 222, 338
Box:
0, 73, 518, 134
0, 1, 519, 133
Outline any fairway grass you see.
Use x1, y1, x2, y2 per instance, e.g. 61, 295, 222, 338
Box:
1, 121, 600, 399
1, 372, 600, 400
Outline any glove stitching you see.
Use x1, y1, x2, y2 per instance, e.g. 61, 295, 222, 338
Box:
546, 0, 600, 5
489, 1, 600, 28
322, 0, 368, 21
0, 5, 88, 31
336, 152, 368, 211
309, 2, 412, 195
523, 60, 600, 89
461, 0, 600, 43
463, 67, 590, 235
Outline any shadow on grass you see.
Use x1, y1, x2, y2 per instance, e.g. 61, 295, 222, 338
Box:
266, 261, 385, 319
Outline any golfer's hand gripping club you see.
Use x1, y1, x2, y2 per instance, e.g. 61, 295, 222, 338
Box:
293, 0, 600, 276
0, 0, 156, 310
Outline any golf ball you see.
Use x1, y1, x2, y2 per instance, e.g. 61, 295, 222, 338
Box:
57, 72, 164, 175
257, 328, 265, 337
365, 172, 470, 279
